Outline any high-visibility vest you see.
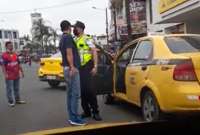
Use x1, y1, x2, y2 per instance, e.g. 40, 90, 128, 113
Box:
75, 35, 93, 66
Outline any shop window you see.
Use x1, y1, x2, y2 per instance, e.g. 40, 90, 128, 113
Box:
8, 31, 12, 39
4, 31, 8, 39
13, 32, 18, 39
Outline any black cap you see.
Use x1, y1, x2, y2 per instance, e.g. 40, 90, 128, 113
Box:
60, 20, 72, 32
74, 21, 85, 30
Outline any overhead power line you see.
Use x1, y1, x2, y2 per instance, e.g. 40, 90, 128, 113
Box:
0, 0, 92, 15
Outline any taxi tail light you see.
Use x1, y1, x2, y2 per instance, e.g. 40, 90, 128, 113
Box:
173, 60, 197, 81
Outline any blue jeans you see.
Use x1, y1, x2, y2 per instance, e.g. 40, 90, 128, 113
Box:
5, 79, 20, 103
64, 67, 81, 121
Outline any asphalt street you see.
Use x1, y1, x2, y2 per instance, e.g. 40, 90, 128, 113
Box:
0, 63, 143, 135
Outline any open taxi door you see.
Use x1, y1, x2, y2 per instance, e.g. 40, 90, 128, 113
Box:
91, 46, 114, 95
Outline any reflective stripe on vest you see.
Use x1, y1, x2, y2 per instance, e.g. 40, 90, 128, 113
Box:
75, 35, 92, 66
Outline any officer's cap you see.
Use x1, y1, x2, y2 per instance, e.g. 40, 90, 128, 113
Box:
74, 21, 85, 30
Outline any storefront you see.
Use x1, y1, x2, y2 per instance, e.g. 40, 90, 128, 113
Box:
109, 0, 147, 42
157, 0, 200, 34
165, 23, 185, 34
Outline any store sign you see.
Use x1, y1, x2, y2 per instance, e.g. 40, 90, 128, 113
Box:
129, 0, 147, 34
115, 0, 147, 39
159, 0, 188, 13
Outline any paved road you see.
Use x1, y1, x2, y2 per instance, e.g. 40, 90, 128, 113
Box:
0, 63, 143, 135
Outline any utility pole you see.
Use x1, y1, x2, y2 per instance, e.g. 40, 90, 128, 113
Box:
106, 8, 109, 45
112, 3, 118, 41
92, 6, 109, 45
125, 0, 132, 41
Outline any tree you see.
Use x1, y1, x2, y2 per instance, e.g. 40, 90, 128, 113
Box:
32, 19, 49, 53
47, 28, 58, 53
51, 28, 58, 47
31, 19, 58, 54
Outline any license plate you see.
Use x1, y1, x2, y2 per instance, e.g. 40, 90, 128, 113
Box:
47, 76, 56, 80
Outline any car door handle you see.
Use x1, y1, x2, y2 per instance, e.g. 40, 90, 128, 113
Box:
141, 66, 147, 71
161, 66, 172, 71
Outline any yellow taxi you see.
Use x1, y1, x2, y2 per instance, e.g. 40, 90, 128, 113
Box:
37, 46, 108, 88
94, 34, 200, 122
38, 52, 64, 88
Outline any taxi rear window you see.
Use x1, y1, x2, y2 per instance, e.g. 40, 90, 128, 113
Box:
165, 36, 200, 53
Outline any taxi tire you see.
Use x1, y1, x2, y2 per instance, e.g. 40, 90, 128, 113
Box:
48, 81, 60, 88
142, 91, 160, 122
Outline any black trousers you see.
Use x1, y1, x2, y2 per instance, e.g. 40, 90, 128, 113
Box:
80, 60, 99, 114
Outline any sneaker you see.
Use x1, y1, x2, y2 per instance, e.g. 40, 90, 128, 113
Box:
93, 113, 102, 121
68, 118, 87, 126
68, 119, 72, 123
76, 117, 87, 123
8, 103, 15, 107
16, 100, 26, 104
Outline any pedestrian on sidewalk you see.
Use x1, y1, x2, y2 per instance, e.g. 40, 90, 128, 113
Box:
22, 48, 32, 67
1, 41, 26, 107
59, 20, 86, 126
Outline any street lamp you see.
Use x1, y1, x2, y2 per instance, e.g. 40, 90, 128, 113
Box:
92, 6, 109, 46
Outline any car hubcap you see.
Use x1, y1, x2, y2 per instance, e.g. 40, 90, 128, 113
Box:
143, 95, 156, 122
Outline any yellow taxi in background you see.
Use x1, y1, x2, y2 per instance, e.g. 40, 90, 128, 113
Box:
37, 45, 111, 89
38, 52, 64, 88
94, 34, 200, 122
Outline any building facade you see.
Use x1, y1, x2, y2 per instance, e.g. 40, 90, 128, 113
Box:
109, 0, 147, 42
0, 29, 20, 53
19, 37, 28, 50
146, 0, 177, 34
149, 0, 200, 34
94, 35, 107, 47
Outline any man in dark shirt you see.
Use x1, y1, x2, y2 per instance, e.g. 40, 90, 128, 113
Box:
59, 20, 86, 126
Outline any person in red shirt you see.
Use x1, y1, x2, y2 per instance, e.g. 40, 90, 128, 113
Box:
1, 41, 26, 107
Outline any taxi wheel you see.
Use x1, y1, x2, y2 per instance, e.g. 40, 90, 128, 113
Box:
48, 81, 60, 88
142, 91, 160, 122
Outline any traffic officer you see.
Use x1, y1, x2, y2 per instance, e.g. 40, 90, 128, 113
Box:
73, 21, 102, 121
